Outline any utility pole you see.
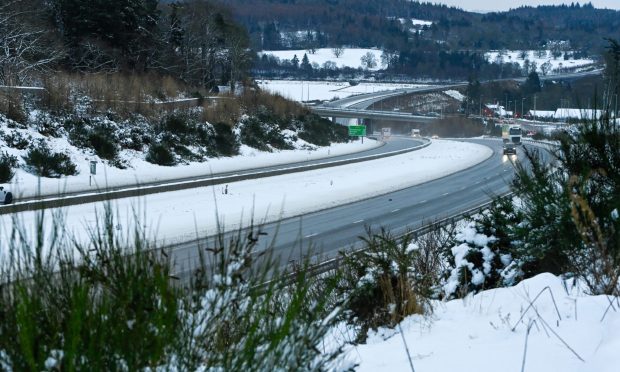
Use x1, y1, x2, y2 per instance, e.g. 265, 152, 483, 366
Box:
514, 100, 517, 118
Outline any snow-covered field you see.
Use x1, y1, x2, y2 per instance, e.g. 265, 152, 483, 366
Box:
1, 140, 492, 249
3, 130, 382, 199
259, 48, 384, 71
349, 273, 620, 372
257, 80, 429, 102
485, 50, 595, 74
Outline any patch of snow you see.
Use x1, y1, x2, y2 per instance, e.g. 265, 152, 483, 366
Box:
257, 80, 429, 102
485, 50, 595, 75
351, 273, 620, 372
259, 48, 384, 71
444, 90, 465, 102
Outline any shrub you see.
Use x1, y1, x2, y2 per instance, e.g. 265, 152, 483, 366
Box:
0, 94, 27, 124
0, 207, 347, 370
162, 112, 190, 134
88, 131, 118, 160
513, 119, 620, 295
337, 229, 434, 342
213, 122, 239, 156
297, 115, 348, 146
443, 198, 525, 299
22, 140, 77, 178
239, 116, 291, 151
2, 131, 30, 150
146, 142, 176, 166
0, 152, 18, 183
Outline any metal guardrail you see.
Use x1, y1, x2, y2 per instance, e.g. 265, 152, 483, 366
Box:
0, 138, 431, 215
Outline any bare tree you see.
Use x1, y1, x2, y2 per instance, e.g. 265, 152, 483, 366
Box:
360, 51, 377, 70
540, 61, 552, 76
0, 0, 60, 86
332, 47, 344, 59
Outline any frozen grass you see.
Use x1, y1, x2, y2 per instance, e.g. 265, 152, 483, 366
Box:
0, 206, 349, 370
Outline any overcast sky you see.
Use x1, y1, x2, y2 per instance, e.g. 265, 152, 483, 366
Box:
431, 1, 620, 12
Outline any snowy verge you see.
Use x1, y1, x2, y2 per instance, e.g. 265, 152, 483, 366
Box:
349, 273, 620, 372
1, 140, 492, 249
5, 138, 382, 200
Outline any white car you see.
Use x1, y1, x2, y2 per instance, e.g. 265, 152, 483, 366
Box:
0, 187, 13, 205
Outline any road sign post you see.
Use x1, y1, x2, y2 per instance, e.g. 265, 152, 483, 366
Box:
89, 160, 97, 186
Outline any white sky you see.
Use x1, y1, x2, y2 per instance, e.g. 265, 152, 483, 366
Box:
430, 0, 620, 12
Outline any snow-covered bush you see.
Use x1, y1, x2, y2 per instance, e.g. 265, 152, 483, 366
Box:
238, 115, 292, 151
337, 229, 435, 342
146, 142, 176, 166
213, 122, 239, 156
295, 114, 349, 146
0, 152, 17, 182
2, 131, 30, 150
22, 139, 77, 178
443, 198, 526, 299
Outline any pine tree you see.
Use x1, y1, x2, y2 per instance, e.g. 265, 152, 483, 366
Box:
291, 54, 299, 69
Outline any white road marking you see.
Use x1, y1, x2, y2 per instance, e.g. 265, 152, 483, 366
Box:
304, 233, 318, 238
391, 209, 400, 213
353, 219, 364, 224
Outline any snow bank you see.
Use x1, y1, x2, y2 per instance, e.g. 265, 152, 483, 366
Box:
350, 273, 620, 372
4, 134, 381, 199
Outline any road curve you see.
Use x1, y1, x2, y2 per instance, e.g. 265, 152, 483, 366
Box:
170, 138, 529, 279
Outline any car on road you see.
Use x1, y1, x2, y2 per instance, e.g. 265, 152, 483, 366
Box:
0, 186, 13, 205
503, 143, 517, 155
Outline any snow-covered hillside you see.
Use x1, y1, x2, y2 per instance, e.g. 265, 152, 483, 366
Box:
0, 113, 380, 199
349, 273, 620, 372
485, 50, 595, 74
259, 48, 384, 71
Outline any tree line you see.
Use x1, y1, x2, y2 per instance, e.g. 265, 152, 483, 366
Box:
0, 0, 253, 92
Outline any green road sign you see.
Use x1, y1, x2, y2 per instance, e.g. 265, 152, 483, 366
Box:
348, 125, 366, 136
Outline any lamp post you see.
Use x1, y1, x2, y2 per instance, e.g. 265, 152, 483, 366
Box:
522, 97, 525, 118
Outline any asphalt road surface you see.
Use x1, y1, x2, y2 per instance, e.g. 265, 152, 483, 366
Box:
169, 138, 535, 281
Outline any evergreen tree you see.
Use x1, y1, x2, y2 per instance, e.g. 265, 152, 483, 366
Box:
521, 71, 542, 96
300, 53, 312, 75
291, 54, 299, 69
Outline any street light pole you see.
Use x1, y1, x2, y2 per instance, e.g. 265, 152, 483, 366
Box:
522, 97, 525, 118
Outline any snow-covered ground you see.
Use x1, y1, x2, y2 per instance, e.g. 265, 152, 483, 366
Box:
3, 129, 382, 199
485, 50, 595, 74
349, 273, 620, 372
1, 140, 492, 249
257, 80, 429, 102
259, 48, 385, 71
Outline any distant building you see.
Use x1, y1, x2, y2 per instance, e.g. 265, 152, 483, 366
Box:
485, 104, 510, 117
